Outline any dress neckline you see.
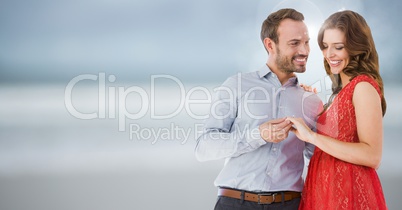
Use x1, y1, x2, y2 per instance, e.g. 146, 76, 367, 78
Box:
319, 75, 366, 118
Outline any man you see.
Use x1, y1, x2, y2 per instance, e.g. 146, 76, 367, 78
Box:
195, 8, 322, 210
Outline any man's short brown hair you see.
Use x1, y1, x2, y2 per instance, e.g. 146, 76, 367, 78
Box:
260, 8, 304, 44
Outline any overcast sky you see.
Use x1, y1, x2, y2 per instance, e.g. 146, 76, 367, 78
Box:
0, 0, 401, 84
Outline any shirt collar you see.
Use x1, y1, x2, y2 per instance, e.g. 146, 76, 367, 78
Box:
257, 64, 299, 86
257, 65, 271, 78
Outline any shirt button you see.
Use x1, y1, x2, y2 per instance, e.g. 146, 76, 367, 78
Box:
272, 147, 277, 152
267, 172, 272, 176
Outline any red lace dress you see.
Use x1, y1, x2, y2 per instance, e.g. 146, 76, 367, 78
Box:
299, 75, 387, 210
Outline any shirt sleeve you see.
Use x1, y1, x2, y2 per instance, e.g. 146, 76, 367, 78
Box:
194, 76, 266, 162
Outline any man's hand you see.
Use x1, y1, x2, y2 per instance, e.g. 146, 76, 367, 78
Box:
259, 118, 292, 143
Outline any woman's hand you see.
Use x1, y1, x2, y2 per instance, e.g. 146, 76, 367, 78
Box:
300, 84, 317, 94
287, 117, 315, 144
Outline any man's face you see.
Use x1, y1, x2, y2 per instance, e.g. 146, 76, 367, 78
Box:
274, 19, 310, 73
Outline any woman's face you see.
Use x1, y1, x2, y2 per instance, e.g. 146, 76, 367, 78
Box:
321, 28, 350, 75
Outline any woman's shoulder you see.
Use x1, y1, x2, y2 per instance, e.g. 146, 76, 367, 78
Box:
351, 74, 378, 86
352, 74, 381, 97
350, 74, 379, 90
352, 74, 374, 81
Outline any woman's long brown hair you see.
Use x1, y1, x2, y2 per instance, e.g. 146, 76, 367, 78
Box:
317, 10, 386, 116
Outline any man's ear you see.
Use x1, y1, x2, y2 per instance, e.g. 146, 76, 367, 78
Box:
263, 38, 275, 54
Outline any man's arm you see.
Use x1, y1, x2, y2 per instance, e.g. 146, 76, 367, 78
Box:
194, 76, 266, 162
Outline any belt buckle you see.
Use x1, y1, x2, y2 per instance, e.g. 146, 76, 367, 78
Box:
257, 193, 277, 204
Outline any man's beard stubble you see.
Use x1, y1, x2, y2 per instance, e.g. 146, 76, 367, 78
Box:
275, 47, 307, 74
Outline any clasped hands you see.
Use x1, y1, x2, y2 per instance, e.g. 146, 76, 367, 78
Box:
258, 84, 316, 143
259, 117, 315, 144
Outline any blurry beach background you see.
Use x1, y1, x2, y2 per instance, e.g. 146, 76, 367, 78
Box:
1, 0, 401, 209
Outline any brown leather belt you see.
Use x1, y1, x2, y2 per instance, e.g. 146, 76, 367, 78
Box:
218, 188, 301, 204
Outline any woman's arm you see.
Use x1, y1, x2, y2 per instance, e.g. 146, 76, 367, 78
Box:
288, 82, 383, 169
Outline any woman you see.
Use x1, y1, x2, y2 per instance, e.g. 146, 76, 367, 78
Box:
288, 10, 388, 209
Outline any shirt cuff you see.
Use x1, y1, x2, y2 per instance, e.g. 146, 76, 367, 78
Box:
245, 127, 267, 148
